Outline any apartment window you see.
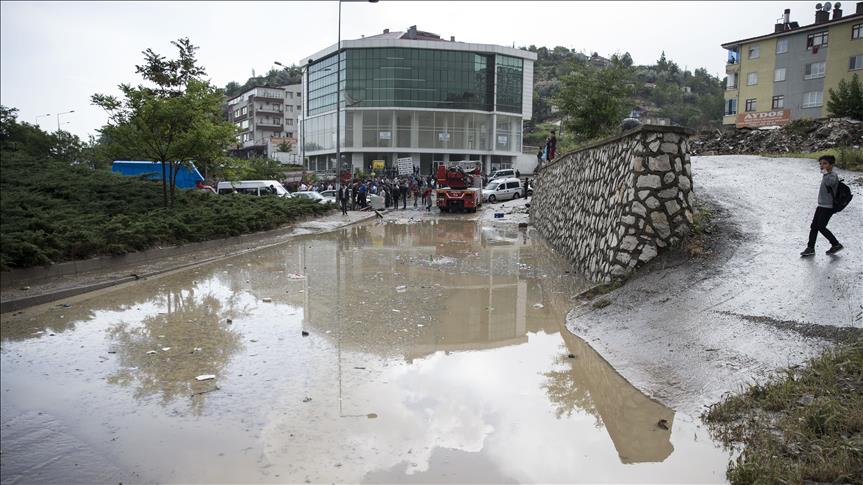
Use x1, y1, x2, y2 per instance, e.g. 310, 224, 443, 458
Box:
726, 72, 737, 89
747, 72, 758, 85
725, 98, 737, 115
745, 98, 757, 112
296, 92, 301, 97
853, 23, 862, 39
776, 39, 789, 54
804, 62, 826, 79
850, 54, 863, 70
240, 106, 247, 115
287, 92, 293, 99
802, 91, 823, 108
286, 119, 293, 126
774, 68, 786, 82
297, 105, 302, 110
287, 132, 293, 137
807, 31, 828, 49
772, 95, 785, 109
748, 45, 760, 59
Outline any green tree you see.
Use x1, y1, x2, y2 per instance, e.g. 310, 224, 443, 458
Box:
555, 58, 635, 141
827, 73, 863, 120
92, 38, 237, 208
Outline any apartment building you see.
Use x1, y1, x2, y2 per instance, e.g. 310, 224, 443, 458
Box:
227, 83, 303, 162
722, 2, 863, 127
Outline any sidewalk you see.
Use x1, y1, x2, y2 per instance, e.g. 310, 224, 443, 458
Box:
1, 210, 377, 313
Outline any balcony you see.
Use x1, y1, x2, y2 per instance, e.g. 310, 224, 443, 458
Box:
251, 87, 284, 100
253, 106, 284, 115
256, 120, 283, 129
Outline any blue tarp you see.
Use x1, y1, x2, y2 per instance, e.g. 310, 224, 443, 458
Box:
111, 161, 204, 189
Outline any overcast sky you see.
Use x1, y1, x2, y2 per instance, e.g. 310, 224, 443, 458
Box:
1, 1, 816, 139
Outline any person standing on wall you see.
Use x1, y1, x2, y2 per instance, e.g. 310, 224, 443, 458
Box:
547, 130, 557, 161
800, 155, 844, 257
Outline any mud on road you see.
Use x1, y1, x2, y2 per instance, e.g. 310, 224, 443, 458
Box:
1, 215, 729, 483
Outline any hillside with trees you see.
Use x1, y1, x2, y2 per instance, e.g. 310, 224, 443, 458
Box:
523, 46, 725, 146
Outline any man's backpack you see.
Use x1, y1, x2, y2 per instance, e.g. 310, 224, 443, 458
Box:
829, 179, 853, 213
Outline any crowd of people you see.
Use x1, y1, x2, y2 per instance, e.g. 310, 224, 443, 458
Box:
335, 175, 438, 215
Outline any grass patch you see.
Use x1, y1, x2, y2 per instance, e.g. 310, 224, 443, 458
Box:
0, 151, 333, 270
703, 339, 863, 484
762, 147, 863, 171
591, 299, 612, 309
684, 202, 715, 258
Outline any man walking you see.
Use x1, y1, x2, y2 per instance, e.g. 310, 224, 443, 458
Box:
547, 130, 557, 161
801, 155, 844, 257
338, 184, 348, 215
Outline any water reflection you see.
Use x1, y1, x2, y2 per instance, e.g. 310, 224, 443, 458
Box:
1, 219, 703, 483
106, 287, 243, 414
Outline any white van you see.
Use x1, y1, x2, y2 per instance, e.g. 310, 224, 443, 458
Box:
482, 177, 523, 203
489, 168, 516, 181
217, 180, 290, 197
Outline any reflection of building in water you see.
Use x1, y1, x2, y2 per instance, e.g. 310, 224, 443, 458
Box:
219, 219, 675, 465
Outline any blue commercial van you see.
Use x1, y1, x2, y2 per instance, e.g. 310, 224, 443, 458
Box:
111, 161, 204, 189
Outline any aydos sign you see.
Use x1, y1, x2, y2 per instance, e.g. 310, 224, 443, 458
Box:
736, 109, 791, 128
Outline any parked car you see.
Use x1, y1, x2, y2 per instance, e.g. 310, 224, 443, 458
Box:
216, 180, 291, 197
482, 178, 523, 203
319, 189, 338, 204
489, 168, 516, 181
292, 191, 333, 205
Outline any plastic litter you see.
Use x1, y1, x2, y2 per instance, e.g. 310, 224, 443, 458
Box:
532, 303, 544, 309
195, 374, 216, 381
146, 350, 157, 355
261, 298, 273, 303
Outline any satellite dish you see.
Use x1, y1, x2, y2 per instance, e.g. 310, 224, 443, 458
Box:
816, 2, 823, 9
823, 2, 832, 11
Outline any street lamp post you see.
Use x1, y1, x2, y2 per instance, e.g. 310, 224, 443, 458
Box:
35, 113, 52, 126
56, 110, 75, 132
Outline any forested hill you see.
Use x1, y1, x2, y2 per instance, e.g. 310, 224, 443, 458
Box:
524, 45, 726, 130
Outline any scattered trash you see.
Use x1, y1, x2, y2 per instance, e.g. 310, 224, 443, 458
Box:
657, 419, 669, 430
367, 413, 378, 419
532, 303, 544, 309
417, 324, 424, 327
494, 213, 504, 219
20, 286, 30, 291
226, 319, 233, 324
261, 297, 273, 303
191, 386, 220, 397
195, 374, 216, 381
354, 366, 366, 370
146, 350, 157, 355
567, 353, 576, 359
396, 285, 407, 293
107, 350, 117, 354
301, 330, 310, 337
288, 273, 306, 280
161, 347, 171, 352
302, 397, 312, 403
392, 309, 401, 313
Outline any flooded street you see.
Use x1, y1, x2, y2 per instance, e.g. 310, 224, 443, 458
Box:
1, 217, 730, 483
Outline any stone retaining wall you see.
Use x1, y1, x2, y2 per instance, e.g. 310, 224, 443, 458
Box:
530, 126, 694, 283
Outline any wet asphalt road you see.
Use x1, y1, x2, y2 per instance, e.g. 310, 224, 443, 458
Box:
567, 155, 863, 415
1, 215, 729, 483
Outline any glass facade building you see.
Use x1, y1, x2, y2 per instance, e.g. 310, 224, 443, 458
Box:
300, 30, 535, 175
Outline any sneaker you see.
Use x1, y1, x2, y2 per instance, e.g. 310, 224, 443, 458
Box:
826, 244, 844, 255
800, 247, 815, 257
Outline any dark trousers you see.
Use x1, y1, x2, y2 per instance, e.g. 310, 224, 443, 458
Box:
340, 198, 348, 215
808, 206, 839, 248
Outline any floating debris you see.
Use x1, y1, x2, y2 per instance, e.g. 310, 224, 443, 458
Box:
195, 374, 216, 381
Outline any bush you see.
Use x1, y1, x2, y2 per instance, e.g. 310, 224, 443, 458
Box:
0, 151, 332, 270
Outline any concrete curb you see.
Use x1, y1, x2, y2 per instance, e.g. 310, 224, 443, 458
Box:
0, 212, 380, 314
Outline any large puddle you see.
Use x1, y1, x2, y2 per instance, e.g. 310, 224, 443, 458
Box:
1, 219, 730, 483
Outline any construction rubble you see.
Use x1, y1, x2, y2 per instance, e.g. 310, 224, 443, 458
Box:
690, 117, 863, 156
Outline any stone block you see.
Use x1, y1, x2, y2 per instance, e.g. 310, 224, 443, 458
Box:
648, 139, 661, 152
639, 244, 658, 262
637, 174, 661, 188
620, 235, 639, 251
633, 157, 644, 172
638, 190, 650, 200
621, 215, 636, 226
660, 142, 678, 153
664, 133, 680, 144
679, 175, 691, 192
658, 188, 678, 199
651, 212, 671, 238
665, 200, 681, 214
663, 172, 676, 184
631, 201, 647, 216
645, 197, 660, 209
648, 155, 672, 172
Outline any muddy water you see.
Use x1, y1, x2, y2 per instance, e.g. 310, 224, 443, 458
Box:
1, 219, 730, 483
